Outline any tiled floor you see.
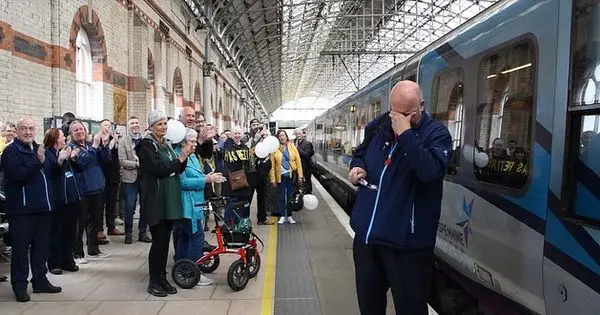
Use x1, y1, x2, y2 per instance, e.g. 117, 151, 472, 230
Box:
0, 214, 274, 315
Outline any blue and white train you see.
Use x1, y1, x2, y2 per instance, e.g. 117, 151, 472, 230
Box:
306, 0, 600, 314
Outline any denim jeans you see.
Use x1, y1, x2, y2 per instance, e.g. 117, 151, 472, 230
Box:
278, 175, 294, 217
123, 182, 146, 236
173, 219, 204, 262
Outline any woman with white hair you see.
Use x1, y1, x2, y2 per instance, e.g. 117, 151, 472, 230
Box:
173, 128, 225, 286
136, 110, 196, 297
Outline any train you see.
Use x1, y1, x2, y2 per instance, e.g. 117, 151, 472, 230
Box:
305, 0, 600, 314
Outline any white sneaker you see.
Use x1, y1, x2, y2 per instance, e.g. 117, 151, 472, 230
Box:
287, 217, 296, 224
278, 217, 285, 224
197, 274, 214, 286
74, 257, 88, 264
88, 252, 110, 260
115, 218, 124, 225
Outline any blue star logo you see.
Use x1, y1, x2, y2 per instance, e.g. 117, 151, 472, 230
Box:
456, 198, 473, 247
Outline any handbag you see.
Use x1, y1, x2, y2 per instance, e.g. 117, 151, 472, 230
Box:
229, 169, 249, 190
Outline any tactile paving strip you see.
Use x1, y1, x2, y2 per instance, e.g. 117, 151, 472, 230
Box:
274, 222, 321, 315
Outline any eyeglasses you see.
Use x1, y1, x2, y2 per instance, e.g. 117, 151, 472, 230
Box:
18, 126, 35, 132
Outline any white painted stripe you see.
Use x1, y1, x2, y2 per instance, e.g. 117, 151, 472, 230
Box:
312, 177, 355, 239
312, 177, 439, 315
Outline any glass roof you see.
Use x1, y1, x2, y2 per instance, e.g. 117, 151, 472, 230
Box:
186, 0, 500, 116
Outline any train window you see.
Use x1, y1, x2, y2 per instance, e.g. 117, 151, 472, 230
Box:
564, 2, 600, 220
570, 114, 600, 221
432, 68, 464, 175
473, 40, 535, 189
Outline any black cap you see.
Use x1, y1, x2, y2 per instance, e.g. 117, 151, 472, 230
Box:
249, 118, 260, 125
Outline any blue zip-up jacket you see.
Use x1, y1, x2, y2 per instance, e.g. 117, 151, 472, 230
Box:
349, 111, 452, 249
175, 147, 207, 233
45, 147, 82, 205
68, 141, 110, 196
0, 139, 54, 217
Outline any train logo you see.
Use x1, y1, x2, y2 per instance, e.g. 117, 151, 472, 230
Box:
456, 198, 473, 247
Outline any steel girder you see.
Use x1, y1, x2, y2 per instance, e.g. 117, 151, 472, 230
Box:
182, 0, 498, 114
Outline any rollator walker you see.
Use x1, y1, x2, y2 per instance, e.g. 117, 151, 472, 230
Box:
171, 196, 263, 291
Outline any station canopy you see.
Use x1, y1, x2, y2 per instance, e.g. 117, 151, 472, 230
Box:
184, 0, 499, 120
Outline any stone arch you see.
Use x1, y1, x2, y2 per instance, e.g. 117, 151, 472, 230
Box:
69, 5, 108, 65
173, 67, 184, 107
69, 5, 108, 120
194, 82, 202, 110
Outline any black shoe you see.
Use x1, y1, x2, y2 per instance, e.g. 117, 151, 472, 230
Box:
139, 233, 152, 243
15, 292, 30, 302
125, 234, 133, 244
160, 279, 177, 294
49, 268, 63, 275
63, 265, 79, 272
33, 283, 62, 294
147, 282, 167, 297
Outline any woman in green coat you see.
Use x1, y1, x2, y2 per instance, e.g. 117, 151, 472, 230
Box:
136, 111, 196, 297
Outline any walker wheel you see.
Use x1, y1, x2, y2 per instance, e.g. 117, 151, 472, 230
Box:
199, 254, 220, 273
227, 259, 249, 291
172, 259, 200, 289
246, 248, 261, 279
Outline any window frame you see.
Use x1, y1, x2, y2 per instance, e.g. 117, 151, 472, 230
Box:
562, 107, 600, 225
469, 36, 538, 194
430, 67, 466, 178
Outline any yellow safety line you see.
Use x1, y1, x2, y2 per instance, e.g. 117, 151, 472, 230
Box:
260, 223, 278, 315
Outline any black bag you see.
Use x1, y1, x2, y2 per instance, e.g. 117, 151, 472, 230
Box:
288, 189, 304, 212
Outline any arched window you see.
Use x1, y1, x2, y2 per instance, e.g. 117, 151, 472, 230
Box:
76, 28, 94, 119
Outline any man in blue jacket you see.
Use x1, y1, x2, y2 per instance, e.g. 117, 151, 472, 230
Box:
349, 81, 452, 315
1, 116, 62, 302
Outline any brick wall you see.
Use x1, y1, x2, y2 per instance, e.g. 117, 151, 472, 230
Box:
0, 0, 247, 140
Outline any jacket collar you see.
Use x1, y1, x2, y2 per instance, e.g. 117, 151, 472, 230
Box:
13, 138, 38, 154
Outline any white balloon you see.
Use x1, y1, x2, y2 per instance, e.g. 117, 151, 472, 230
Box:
474, 151, 489, 168
166, 120, 186, 144
303, 194, 319, 210
264, 136, 280, 153
255, 142, 269, 158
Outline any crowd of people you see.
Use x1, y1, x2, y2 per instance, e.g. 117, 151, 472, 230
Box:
0, 106, 314, 301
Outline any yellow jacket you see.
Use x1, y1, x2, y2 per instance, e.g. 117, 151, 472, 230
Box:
269, 142, 304, 183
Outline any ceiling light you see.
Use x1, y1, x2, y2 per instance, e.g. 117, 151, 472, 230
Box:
500, 63, 532, 74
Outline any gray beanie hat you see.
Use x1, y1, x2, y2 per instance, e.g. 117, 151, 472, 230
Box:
148, 110, 167, 127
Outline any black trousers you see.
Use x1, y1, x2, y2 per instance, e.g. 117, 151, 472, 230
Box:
104, 183, 119, 230
9, 212, 52, 294
74, 193, 103, 257
149, 219, 174, 283
353, 238, 434, 315
303, 170, 313, 194
48, 202, 79, 270
249, 172, 268, 222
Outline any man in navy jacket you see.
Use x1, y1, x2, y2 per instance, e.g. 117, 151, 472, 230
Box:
349, 81, 452, 315
1, 117, 62, 302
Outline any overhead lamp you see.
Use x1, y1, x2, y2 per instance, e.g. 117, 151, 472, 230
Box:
350, 104, 356, 113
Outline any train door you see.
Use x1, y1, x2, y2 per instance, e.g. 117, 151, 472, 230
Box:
421, 0, 566, 313
542, 1, 600, 314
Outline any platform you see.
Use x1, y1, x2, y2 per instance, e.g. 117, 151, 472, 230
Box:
0, 179, 436, 315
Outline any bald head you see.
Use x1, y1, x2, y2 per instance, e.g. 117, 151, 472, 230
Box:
16, 116, 36, 144
390, 80, 424, 127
